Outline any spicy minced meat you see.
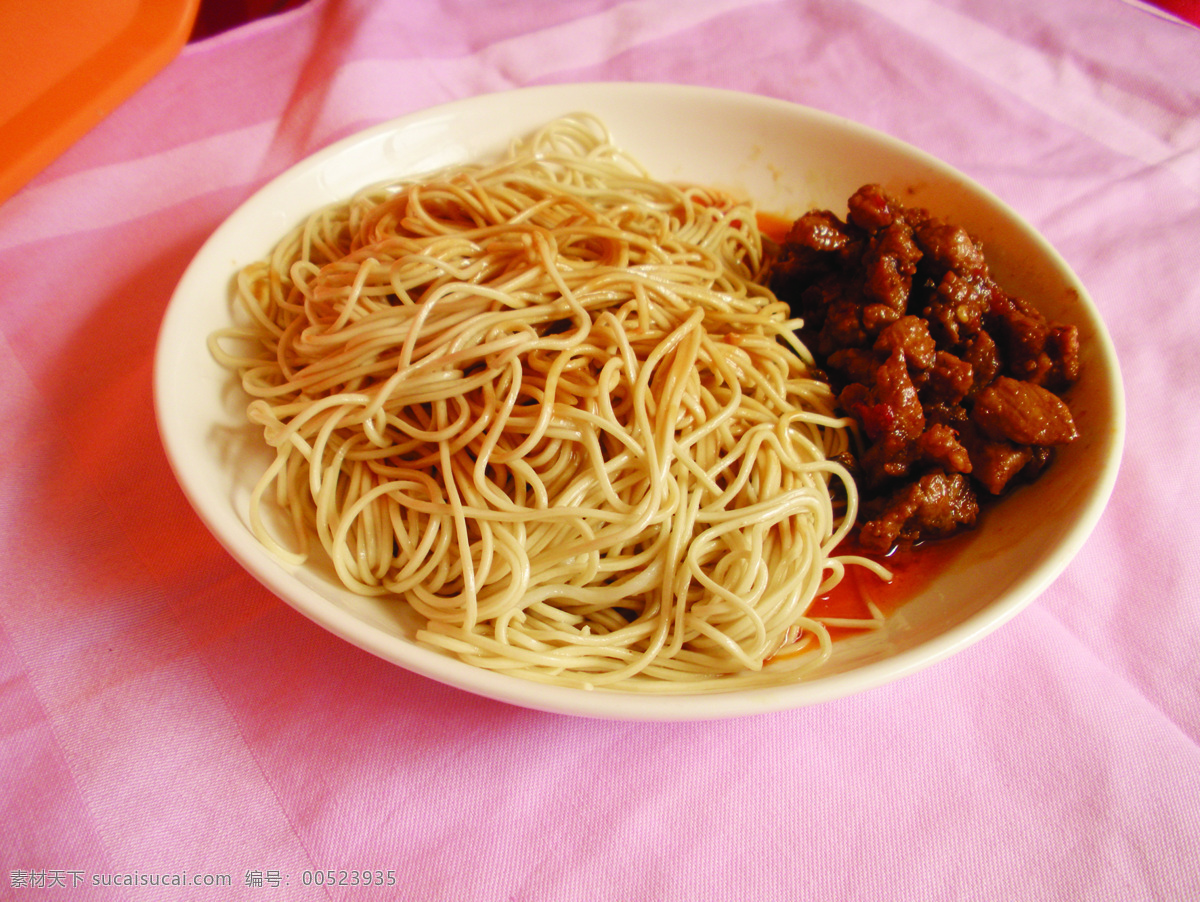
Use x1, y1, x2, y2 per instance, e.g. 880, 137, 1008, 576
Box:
768, 184, 1080, 553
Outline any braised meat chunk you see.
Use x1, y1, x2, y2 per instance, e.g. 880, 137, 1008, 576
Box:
858, 472, 980, 554
972, 376, 1078, 447
768, 184, 1081, 552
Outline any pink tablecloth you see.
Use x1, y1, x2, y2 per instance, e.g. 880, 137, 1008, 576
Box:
2, 1, 1198, 899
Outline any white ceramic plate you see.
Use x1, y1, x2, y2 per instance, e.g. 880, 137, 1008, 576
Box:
154, 83, 1124, 720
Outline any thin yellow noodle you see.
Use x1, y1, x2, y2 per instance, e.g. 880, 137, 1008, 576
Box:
210, 113, 889, 692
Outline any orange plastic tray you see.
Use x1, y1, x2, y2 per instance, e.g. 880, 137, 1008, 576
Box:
0, 0, 199, 207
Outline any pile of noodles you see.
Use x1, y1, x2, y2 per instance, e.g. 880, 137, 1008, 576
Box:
210, 114, 889, 692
